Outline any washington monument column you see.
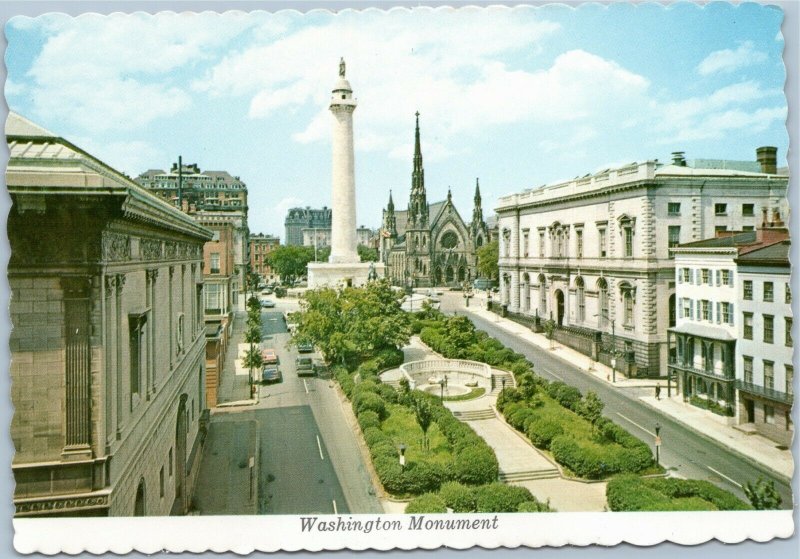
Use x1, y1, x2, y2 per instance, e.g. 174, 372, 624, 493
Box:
307, 59, 383, 288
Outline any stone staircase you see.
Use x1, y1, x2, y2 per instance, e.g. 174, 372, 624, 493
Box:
383, 379, 402, 390
490, 372, 515, 395
499, 467, 560, 483
452, 408, 496, 421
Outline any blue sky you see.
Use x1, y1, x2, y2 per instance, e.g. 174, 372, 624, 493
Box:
5, 3, 787, 238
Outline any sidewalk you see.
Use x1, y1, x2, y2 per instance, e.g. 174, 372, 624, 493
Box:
217, 311, 251, 405
458, 292, 793, 482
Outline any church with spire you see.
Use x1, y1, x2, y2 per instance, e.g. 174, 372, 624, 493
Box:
380, 112, 489, 287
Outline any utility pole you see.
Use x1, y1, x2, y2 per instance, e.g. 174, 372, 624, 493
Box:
177, 155, 183, 209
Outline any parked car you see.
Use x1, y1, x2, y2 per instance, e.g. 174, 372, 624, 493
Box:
261, 287, 273, 295
297, 341, 314, 353
312, 360, 329, 378
261, 348, 278, 365
261, 299, 276, 308
296, 356, 314, 376
261, 365, 282, 384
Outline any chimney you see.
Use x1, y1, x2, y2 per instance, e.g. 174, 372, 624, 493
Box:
756, 207, 789, 244
671, 151, 686, 166
756, 146, 777, 174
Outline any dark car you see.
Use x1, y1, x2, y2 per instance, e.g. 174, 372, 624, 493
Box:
261, 365, 282, 384
297, 341, 314, 353
295, 356, 314, 376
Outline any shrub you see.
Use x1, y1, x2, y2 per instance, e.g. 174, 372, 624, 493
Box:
373, 454, 406, 494
374, 348, 404, 369
376, 383, 399, 404
335, 367, 355, 398
496, 388, 524, 412
551, 383, 583, 411
525, 419, 564, 450
405, 493, 447, 514
403, 461, 445, 494
357, 359, 381, 380
606, 475, 751, 511
357, 410, 381, 431
438, 482, 476, 513
451, 445, 499, 485
550, 436, 653, 479
370, 440, 397, 461
517, 500, 551, 513
353, 392, 387, 420
473, 483, 536, 513
363, 426, 389, 448
352, 380, 379, 398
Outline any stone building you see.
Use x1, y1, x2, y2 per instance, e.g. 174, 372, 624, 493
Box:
284, 206, 332, 246
301, 226, 373, 249
669, 218, 792, 444
136, 162, 249, 311
380, 113, 489, 287
496, 148, 788, 378
249, 233, 280, 281
7, 113, 213, 516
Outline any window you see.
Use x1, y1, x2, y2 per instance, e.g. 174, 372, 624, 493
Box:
668, 226, 681, 251
210, 252, 220, 274
764, 361, 775, 389
576, 278, 585, 322
715, 203, 727, 216
160, 466, 165, 498
786, 365, 794, 395
598, 279, 609, 326
503, 230, 511, 258
763, 282, 774, 302
743, 280, 753, 300
785, 283, 792, 304
538, 231, 545, 258
205, 284, 222, 313
701, 269, 710, 284
682, 298, 692, 319
764, 315, 774, 344
128, 313, 147, 402
623, 289, 634, 327
598, 228, 607, 258
743, 356, 753, 384
721, 270, 731, 286
785, 317, 793, 347
576, 229, 584, 258
539, 275, 547, 315
668, 202, 681, 216
624, 228, 633, 258
702, 300, 711, 321
742, 203, 755, 217
743, 312, 753, 339
764, 404, 775, 425
715, 225, 727, 235
721, 302, 731, 324
522, 230, 529, 257
743, 225, 755, 232
682, 268, 691, 283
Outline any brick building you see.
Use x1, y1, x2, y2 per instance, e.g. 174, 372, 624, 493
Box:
249, 233, 280, 281
7, 112, 213, 516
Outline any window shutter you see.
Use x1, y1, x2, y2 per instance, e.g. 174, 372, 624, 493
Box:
728, 271, 733, 287
678, 269, 682, 283
729, 303, 734, 325
690, 299, 695, 320
716, 302, 721, 324
677, 297, 682, 318
695, 269, 699, 285
716, 270, 721, 286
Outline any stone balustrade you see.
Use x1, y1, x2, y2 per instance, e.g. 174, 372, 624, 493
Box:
399, 359, 493, 390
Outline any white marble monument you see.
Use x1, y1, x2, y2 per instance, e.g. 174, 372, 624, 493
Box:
308, 59, 384, 288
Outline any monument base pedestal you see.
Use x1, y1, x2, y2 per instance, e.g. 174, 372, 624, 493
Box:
307, 262, 385, 289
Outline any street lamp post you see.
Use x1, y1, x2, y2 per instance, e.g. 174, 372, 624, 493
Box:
654, 422, 662, 466
501, 378, 506, 391
398, 443, 406, 472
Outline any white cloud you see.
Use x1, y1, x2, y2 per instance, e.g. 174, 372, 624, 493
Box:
21, 12, 255, 131
697, 41, 768, 76
274, 196, 305, 217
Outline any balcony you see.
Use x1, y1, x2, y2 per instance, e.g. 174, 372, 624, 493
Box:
736, 380, 793, 405
668, 359, 734, 383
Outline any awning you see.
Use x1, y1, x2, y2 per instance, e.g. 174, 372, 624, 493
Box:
669, 322, 736, 342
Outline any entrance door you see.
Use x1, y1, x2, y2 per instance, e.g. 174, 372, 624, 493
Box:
745, 398, 755, 423
555, 289, 565, 326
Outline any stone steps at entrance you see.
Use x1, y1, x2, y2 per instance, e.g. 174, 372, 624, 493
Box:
452, 408, 496, 421
499, 468, 560, 482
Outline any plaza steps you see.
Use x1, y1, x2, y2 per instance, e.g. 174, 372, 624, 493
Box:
452, 408, 496, 421
499, 468, 560, 483
383, 379, 402, 390
490, 372, 515, 395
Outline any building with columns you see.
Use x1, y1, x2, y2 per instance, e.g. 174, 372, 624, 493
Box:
496, 148, 788, 378
380, 113, 489, 288
7, 113, 213, 516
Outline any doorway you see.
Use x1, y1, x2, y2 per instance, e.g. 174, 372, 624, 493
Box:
555, 289, 565, 326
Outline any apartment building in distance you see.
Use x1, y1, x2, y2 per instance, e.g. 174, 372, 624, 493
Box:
496, 147, 788, 378
669, 216, 792, 445
7, 113, 213, 516
285, 206, 332, 246
249, 233, 280, 281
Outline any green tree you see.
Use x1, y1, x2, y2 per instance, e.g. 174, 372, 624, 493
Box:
744, 476, 782, 510
475, 239, 499, 281
580, 391, 605, 435
412, 396, 434, 451
265, 245, 314, 284
358, 244, 379, 262
242, 346, 264, 374
244, 321, 262, 345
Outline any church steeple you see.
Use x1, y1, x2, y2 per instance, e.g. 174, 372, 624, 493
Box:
471, 177, 487, 242
408, 111, 428, 228
472, 178, 483, 223
384, 190, 397, 237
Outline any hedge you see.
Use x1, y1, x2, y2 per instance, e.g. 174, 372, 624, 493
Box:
352, 391, 387, 420
405, 493, 447, 514
438, 482, 477, 513
357, 410, 381, 431
606, 475, 751, 511
473, 483, 549, 513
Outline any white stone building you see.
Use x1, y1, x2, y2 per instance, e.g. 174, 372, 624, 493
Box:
7, 113, 213, 516
496, 148, 788, 378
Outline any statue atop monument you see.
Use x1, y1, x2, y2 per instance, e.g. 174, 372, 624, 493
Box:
339, 57, 346, 78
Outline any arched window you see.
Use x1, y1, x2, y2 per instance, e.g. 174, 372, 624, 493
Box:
620, 283, 634, 327
522, 273, 530, 312
598, 278, 609, 327
538, 274, 547, 315
440, 231, 458, 249
575, 277, 585, 322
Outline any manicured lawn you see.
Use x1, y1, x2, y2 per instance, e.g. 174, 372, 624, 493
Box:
380, 403, 454, 466
607, 475, 751, 511
443, 387, 486, 402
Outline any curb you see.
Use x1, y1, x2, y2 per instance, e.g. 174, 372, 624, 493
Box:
637, 396, 793, 485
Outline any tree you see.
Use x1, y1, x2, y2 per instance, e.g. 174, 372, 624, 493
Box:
543, 318, 556, 349
265, 245, 314, 284
244, 322, 262, 344
475, 239, 499, 281
744, 476, 782, 510
242, 346, 264, 374
412, 396, 434, 451
580, 391, 605, 435
358, 244, 379, 262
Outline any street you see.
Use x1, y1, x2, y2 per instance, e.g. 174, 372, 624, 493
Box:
442, 293, 793, 509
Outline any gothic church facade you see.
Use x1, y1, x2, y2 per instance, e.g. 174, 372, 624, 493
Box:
380, 113, 488, 288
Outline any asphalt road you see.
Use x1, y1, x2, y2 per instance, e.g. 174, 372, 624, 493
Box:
442, 295, 794, 509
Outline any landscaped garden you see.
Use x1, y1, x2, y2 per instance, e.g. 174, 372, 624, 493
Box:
606, 475, 751, 511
